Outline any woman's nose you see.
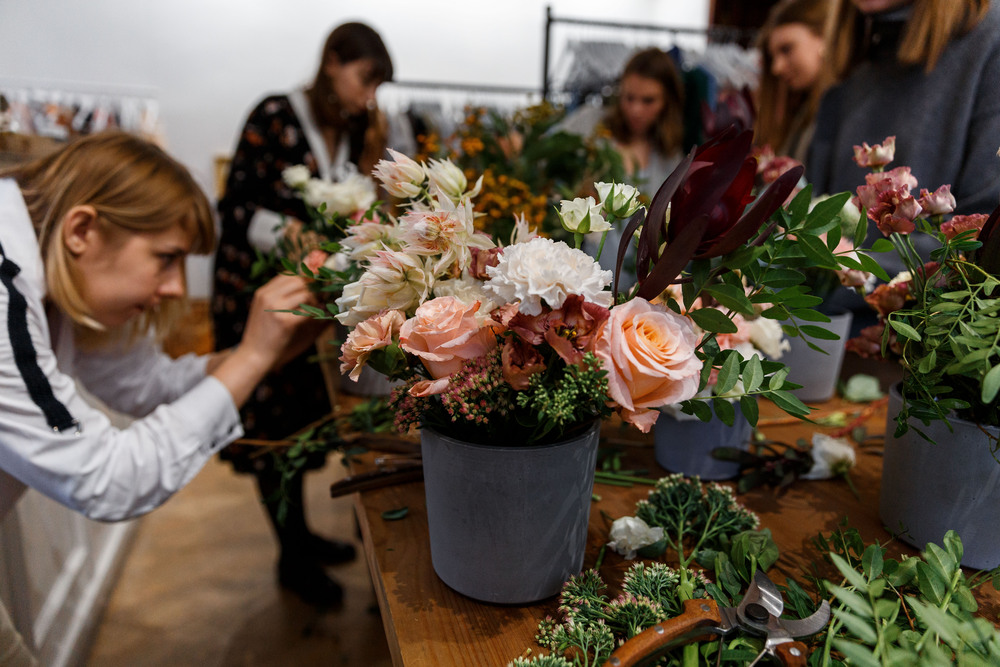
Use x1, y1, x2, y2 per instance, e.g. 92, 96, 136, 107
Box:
158, 268, 186, 298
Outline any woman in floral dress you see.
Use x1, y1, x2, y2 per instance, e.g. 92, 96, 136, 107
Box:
213, 21, 393, 606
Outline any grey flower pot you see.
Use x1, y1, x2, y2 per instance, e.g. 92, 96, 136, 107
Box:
777, 310, 853, 403
420, 423, 600, 604
654, 409, 752, 480
880, 383, 1000, 569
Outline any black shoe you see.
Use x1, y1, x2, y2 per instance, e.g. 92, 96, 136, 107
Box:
278, 560, 344, 607
307, 534, 357, 565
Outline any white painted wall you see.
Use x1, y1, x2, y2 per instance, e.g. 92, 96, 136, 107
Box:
0, 0, 710, 296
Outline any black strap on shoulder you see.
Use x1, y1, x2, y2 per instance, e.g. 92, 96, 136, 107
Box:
0, 239, 79, 433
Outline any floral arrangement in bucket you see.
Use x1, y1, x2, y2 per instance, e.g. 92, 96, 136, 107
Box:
843, 136, 1000, 437
319, 127, 884, 446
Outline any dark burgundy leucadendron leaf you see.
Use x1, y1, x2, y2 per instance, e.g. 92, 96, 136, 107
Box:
631, 128, 802, 301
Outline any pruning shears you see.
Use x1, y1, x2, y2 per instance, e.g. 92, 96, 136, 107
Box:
604, 571, 831, 667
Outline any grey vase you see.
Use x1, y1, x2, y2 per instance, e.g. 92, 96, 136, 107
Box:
653, 409, 752, 480
420, 423, 600, 604
777, 310, 853, 403
879, 383, 1000, 569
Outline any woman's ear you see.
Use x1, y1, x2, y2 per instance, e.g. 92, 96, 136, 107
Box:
61, 205, 99, 256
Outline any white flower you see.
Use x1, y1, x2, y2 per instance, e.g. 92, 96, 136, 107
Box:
484, 237, 613, 315
888, 271, 912, 288
341, 220, 402, 263
607, 516, 664, 560
281, 164, 312, 189
426, 158, 469, 203
509, 212, 538, 245
323, 252, 350, 272
802, 433, 857, 480
558, 196, 610, 234
334, 250, 432, 326
372, 149, 426, 199
595, 182, 642, 218
749, 317, 789, 360
303, 173, 376, 216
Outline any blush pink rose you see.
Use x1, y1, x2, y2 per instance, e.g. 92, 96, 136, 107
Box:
303, 248, 329, 275
340, 309, 406, 380
399, 296, 500, 380
595, 298, 703, 432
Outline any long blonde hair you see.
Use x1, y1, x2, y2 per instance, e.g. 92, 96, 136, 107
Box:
1, 131, 215, 339
754, 0, 834, 155
827, 0, 990, 77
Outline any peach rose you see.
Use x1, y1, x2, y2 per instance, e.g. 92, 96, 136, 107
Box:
400, 296, 500, 380
596, 298, 703, 432
340, 310, 406, 381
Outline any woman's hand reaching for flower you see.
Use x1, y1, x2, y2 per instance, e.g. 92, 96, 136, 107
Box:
210, 274, 322, 408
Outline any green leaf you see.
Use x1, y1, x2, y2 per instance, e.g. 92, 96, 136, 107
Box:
786, 183, 814, 222
766, 390, 811, 417
800, 324, 843, 340
743, 356, 764, 393
691, 307, 739, 334
831, 552, 869, 589
854, 208, 869, 246
797, 234, 840, 267
870, 238, 895, 253
381, 507, 409, 521
791, 308, 833, 323
923, 542, 957, 581
915, 561, 948, 606
833, 608, 879, 644
828, 584, 874, 618
859, 251, 891, 282
832, 639, 881, 667
982, 364, 1000, 403
807, 192, 852, 232
888, 320, 922, 342
703, 284, 756, 316
758, 269, 805, 287
686, 400, 714, 422
862, 544, 884, 581
713, 396, 736, 426
715, 352, 741, 395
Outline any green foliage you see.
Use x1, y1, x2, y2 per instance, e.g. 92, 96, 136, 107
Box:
514, 353, 615, 442
888, 258, 1000, 433
818, 529, 1000, 665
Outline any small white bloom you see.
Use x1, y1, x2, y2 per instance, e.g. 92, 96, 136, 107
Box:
282, 164, 312, 189
888, 271, 912, 288
595, 182, 642, 218
749, 317, 790, 360
302, 173, 376, 216
426, 158, 468, 203
558, 196, 610, 234
607, 516, 664, 560
485, 237, 613, 315
372, 149, 426, 199
323, 252, 351, 272
802, 433, 857, 480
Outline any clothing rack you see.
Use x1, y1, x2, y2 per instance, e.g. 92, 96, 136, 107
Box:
0, 78, 161, 141
541, 6, 759, 99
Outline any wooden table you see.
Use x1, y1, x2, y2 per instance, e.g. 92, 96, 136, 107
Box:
346, 397, 1000, 666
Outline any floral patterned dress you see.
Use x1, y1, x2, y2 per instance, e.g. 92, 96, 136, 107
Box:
214, 93, 360, 453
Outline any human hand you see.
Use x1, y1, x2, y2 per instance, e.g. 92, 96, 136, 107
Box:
239, 273, 317, 372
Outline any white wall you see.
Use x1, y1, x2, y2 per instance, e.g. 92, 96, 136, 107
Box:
0, 0, 710, 296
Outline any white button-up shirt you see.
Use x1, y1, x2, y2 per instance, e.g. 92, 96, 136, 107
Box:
0, 178, 243, 521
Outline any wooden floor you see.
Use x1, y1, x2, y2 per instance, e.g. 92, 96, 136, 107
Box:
84, 302, 394, 666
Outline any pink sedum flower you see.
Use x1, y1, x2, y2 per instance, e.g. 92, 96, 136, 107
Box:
941, 213, 989, 240
917, 185, 956, 216
400, 297, 500, 382
595, 298, 703, 432
852, 136, 896, 169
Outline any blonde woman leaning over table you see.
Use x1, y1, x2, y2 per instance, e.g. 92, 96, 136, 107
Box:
0, 133, 320, 523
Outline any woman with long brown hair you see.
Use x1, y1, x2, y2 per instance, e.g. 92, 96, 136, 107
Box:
212, 21, 394, 606
754, 0, 833, 162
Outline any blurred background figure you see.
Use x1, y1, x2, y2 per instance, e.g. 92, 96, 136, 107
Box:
754, 0, 833, 162
212, 21, 396, 607
807, 0, 1000, 215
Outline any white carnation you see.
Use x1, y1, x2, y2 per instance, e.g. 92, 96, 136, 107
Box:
607, 516, 664, 560
484, 237, 613, 315
303, 173, 376, 216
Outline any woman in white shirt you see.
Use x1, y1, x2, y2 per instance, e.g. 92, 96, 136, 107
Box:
0, 131, 319, 523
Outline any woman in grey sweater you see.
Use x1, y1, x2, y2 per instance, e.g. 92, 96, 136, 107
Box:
807, 0, 999, 217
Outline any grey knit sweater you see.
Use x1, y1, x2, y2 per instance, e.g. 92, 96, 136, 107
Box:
807, 4, 1000, 217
